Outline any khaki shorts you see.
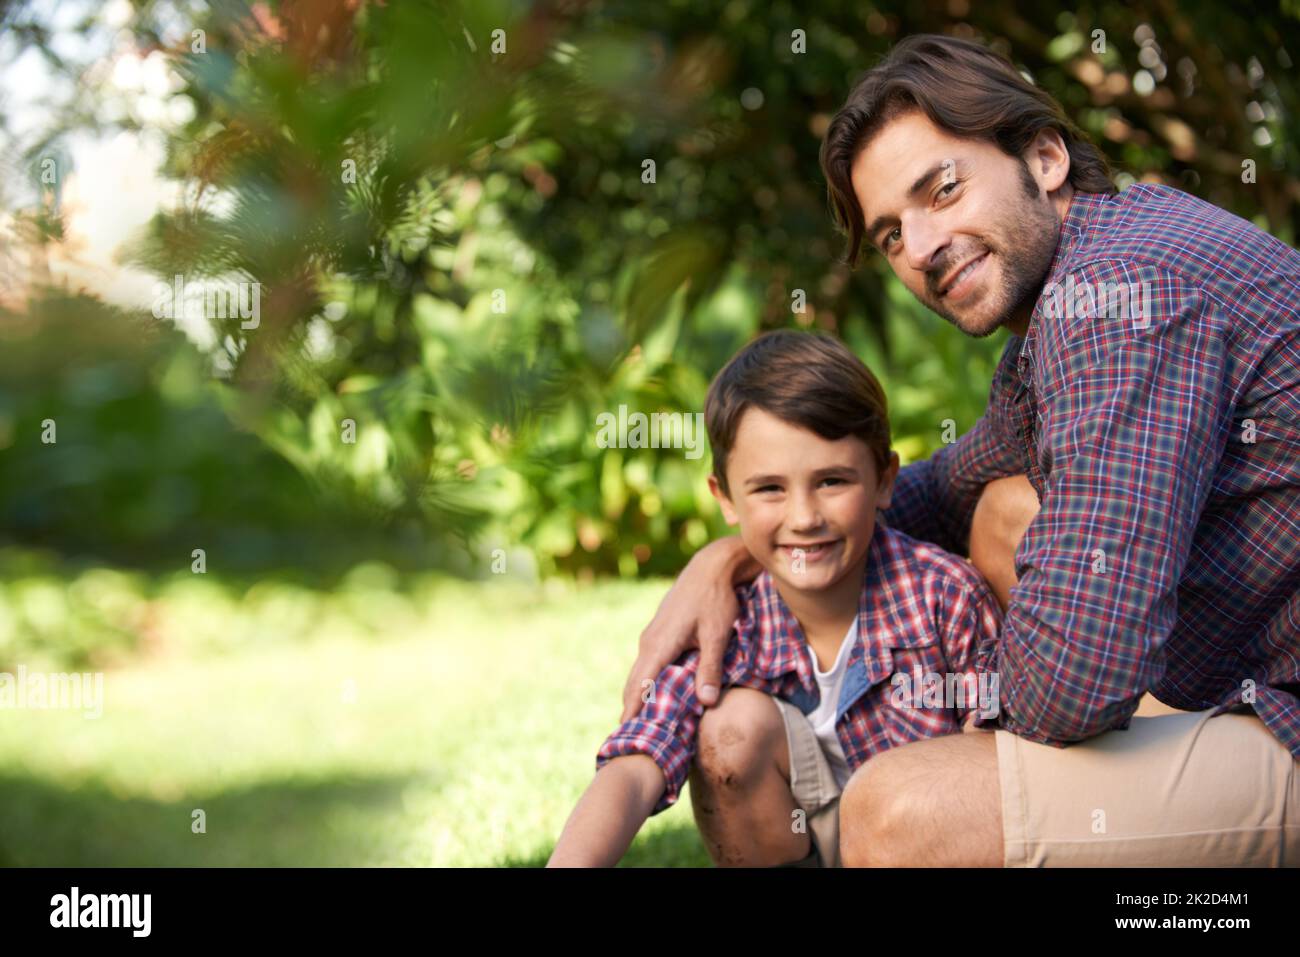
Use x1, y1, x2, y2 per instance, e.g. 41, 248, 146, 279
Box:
773, 697, 843, 868
996, 707, 1300, 866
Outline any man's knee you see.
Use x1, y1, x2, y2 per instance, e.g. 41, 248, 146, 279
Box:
838, 748, 914, 867
694, 687, 784, 790
971, 474, 1039, 551
839, 734, 1002, 867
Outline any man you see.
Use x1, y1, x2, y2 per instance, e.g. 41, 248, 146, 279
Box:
622, 34, 1300, 866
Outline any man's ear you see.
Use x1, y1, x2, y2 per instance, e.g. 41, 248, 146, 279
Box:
1024, 127, 1071, 194
874, 451, 901, 512
707, 473, 740, 526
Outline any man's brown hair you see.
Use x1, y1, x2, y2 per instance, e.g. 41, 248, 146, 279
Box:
819, 33, 1117, 266
705, 330, 891, 496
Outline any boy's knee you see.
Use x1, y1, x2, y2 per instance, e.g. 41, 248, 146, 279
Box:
695, 688, 782, 789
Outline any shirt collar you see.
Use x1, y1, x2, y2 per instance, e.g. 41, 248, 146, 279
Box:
736, 523, 934, 690
1018, 188, 1111, 365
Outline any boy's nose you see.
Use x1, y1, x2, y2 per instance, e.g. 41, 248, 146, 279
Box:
786, 492, 823, 532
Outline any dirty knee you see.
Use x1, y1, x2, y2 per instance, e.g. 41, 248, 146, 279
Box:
695, 688, 782, 790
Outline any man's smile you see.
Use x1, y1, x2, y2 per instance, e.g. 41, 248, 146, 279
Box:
938, 250, 990, 299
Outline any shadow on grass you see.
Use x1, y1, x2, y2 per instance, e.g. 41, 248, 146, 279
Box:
500, 822, 713, 868
0, 769, 433, 867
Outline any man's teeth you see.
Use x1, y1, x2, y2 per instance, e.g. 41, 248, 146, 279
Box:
952, 255, 984, 289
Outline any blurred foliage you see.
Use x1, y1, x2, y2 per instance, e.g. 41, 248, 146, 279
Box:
0, 293, 474, 582
2, 0, 1297, 580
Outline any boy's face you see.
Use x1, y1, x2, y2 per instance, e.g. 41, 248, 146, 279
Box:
708, 407, 900, 596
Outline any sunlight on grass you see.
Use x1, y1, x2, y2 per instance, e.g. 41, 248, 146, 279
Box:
0, 576, 711, 866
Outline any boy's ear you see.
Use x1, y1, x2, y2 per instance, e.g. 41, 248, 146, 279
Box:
875, 451, 901, 511
707, 473, 740, 526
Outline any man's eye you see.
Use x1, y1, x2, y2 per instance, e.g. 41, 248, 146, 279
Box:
882, 226, 901, 250
938, 180, 959, 199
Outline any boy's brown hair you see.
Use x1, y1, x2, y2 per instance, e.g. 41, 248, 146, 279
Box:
705, 330, 892, 496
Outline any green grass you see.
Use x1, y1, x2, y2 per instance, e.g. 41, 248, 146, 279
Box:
0, 575, 713, 866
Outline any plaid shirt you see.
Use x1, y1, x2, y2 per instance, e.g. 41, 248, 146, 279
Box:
598, 523, 1003, 815
884, 184, 1300, 757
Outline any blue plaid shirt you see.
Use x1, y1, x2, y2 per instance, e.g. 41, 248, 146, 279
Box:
884, 184, 1300, 757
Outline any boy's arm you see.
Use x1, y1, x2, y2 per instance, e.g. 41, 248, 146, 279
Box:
562, 636, 747, 865
547, 754, 666, 867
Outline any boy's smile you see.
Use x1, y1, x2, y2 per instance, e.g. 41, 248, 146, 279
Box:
709, 407, 899, 605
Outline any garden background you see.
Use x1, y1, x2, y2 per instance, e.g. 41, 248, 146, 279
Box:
0, 0, 1295, 865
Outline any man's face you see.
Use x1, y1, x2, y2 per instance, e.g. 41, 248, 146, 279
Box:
708, 407, 898, 599
850, 110, 1062, 337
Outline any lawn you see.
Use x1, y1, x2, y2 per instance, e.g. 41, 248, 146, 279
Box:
0, 574, 712, 867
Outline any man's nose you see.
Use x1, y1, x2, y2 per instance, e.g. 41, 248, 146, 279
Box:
902, 212, 950, 277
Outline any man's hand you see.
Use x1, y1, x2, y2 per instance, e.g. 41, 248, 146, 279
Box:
619, 536, 757, 723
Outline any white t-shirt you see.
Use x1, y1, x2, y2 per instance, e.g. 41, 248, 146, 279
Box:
803, 619, 858, 790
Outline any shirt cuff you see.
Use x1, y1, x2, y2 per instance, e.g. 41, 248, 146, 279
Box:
597, 733, 685, 816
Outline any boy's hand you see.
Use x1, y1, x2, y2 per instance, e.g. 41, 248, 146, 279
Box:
620, 536, 755, 723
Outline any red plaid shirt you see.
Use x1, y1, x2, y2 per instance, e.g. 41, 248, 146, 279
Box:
885, 185, 1300, 756
597, 523, 1003, 815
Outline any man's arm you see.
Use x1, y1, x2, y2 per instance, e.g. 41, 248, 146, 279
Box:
975, 265, 1230, 744
547, 754, 665, 867
619, 537, 760, 722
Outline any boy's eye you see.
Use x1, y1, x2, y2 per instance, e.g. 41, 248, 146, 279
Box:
937, 179, 959, 199
820, 477, 845, 487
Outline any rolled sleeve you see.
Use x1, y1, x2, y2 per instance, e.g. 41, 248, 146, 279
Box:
597, 657, 704, 815
935, 559, 1005, 722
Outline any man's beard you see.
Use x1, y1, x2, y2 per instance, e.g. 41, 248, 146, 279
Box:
923, 161, 1061, 338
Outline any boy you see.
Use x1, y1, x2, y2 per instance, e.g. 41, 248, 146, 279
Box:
547, 330, 1003, 867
